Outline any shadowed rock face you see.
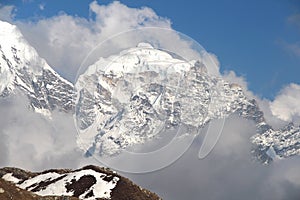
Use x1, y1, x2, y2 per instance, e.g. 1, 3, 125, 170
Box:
0, 165, 161, 200
74, 43, 298, 164
0, 178, 79, 200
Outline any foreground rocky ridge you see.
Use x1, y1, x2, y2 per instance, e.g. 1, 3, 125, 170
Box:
0, 178, 78, 200
0, 165, 161, 200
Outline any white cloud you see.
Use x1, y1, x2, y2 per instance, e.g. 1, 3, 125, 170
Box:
12, 1, 172, 82
270, 83, 300, 122
0, 5, 15, 23
221, 70, 294, 128
127, 115, 300, 200
0, 94, 85, 171
39, 3, 45, 11
222, 70, 254, 97
201, 52, 220, 77
280, 40, 300, 57
1, 94, 300, 200
288, 14, 300, 30
279, 14, 300, 58
0, 1, 220, 82
286, 42, 300, 57
255, 98, 287, 129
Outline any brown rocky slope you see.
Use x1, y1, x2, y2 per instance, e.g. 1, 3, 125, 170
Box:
0, 165, 161, 200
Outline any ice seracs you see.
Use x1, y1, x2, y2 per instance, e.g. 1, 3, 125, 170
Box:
75, 43, 298, 163
252, 122, 300, 162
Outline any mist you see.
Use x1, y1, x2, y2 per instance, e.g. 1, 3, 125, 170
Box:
125, 115, 300, 200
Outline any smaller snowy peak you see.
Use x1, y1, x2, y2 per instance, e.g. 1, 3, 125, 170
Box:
0, 165, 161, 200
0, 20, 51, 74
0, 21, 23, 42
0, 20, 74, 114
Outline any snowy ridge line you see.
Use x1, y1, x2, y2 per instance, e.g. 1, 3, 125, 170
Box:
0, 20, 75, 114
75, 42, 300, 164
0, 165, 161, 200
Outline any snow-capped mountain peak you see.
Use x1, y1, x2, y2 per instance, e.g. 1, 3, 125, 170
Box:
0, 20, 299, 165
74, 42, 300, 163
0, 20, 74, 114
0, 20, 51, 76
77, 43, 192, 83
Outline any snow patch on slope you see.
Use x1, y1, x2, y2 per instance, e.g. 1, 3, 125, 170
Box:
2, 169, 119, 200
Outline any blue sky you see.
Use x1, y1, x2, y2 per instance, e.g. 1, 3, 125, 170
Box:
1, 0, 300, 99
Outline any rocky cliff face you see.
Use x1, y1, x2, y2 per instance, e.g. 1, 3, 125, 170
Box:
74, 43, 299, 164
0, 20, 299, 164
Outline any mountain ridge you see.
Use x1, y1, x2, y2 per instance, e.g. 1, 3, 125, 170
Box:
0, 20, 75, 116
0, 165, 161, 200
74, 42, 299, 164
0, 20, 299, 165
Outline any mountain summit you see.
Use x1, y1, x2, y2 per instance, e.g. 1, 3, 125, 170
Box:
0, 21, 74, 116
74, 42, 300, 163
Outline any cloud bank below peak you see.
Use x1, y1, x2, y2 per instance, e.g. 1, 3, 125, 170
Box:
270, 83, 300, 123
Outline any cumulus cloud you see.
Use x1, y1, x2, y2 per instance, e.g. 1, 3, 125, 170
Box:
1, 94, 300, 200
0, 5, 15, 22
0, 93, 86, 171
222, 70, 254, 97
270, 83, 300, 122
126, 115, 300, 200
9, 1, 172, 82
221, 70, 293, 128
1, 1, 220, 82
